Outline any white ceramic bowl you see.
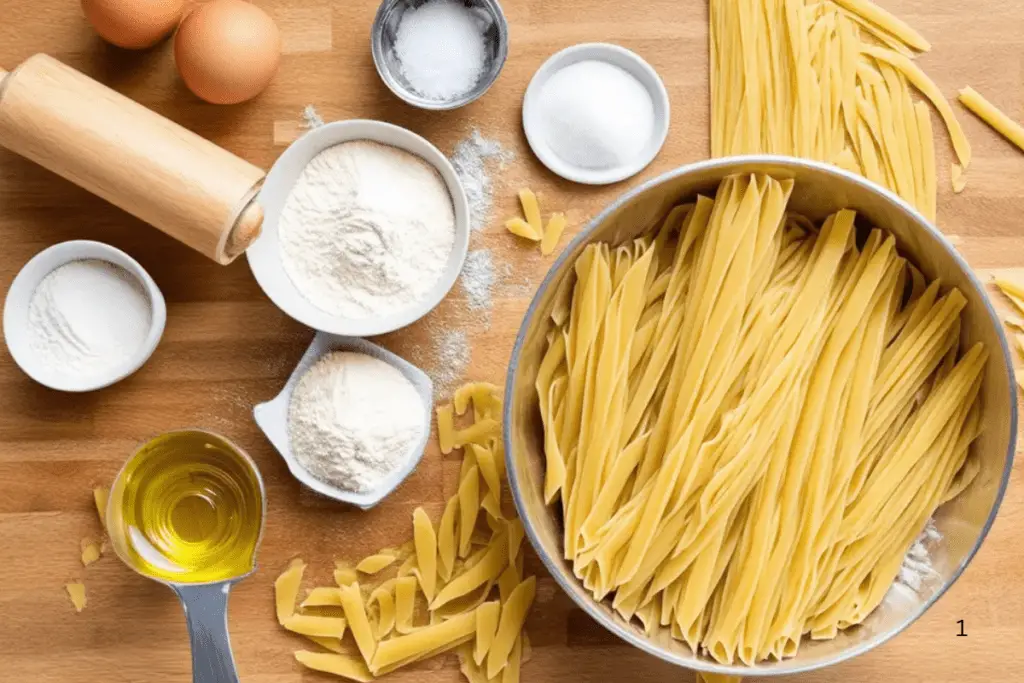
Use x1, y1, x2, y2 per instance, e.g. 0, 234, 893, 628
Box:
2, 240, 166, 392
253, 332, 434, 510
522, 43, 671, 185
247, 119, 470, 337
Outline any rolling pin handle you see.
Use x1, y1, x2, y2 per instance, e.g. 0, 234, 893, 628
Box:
222, 196, 264, 263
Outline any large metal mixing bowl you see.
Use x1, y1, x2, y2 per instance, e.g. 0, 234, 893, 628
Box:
503, 156, 1016, 677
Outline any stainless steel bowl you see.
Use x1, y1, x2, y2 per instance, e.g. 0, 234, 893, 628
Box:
371, 0, 509, 110
503, 155, 1017, 677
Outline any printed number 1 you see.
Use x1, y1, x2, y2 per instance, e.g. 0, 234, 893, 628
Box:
957, 619, 967, 637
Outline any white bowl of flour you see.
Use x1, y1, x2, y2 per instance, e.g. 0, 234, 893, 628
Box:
3, 240, 166, 392
253, 332, 433, 509
248, 119, 470, 336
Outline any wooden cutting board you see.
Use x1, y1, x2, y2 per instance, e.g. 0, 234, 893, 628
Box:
1, 1, 1022, 681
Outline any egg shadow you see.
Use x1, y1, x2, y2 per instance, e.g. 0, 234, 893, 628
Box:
74, 33, 174, 90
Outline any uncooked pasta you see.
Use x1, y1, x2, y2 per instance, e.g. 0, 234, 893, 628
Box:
710, 0, 971, 220
536, 172, 984, 665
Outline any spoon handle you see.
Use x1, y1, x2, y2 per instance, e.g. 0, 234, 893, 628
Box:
173, 582, 241, 683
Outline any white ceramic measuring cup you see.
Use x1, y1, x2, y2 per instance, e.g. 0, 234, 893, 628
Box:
254, 332, 434, 509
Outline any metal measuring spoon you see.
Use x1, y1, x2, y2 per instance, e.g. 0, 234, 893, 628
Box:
106, 430, 266, 683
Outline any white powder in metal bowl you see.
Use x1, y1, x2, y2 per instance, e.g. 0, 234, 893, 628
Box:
278, 140, 455, 319
287, 351, 426, 493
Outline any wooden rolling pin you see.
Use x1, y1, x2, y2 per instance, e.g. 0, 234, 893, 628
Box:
0, 54, 265, 264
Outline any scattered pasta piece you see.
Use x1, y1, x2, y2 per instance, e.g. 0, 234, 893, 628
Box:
455, 419, 500, 449
541, 213, 567, 256
396, 554, 416, 578
93, 487, 109, 528
438, 496, 459, 582
302, 587, 343, 608
304, 635, 346, 654
275, 558, 305, 624
412, 507, 438, 602
518, 189, 543, 235
371, 608, 478, 676
458, 465, 481, 558
432, 535, 508, 611
283, 614, 348, 639
334, 566, 358, 588
501, 636, 522, 683
497, 565, 520, 603
958, 87, 1024, 153
458, 644, 493, 683
506, 218, 542, 241
508, 191, 569, 255
80, 538, 101, 566
994, 278, 1024, 316
393, 576, 419, 634
507, 520, 525, 566
952, 163, 968, 193
437, 404, 456, 454
473, 445, 502, 503
339, 582, 377, 665
66, 582, 87, 612
369, 587, 396, 638
294, 651, 374, 683
474, 600, 501, 665
356, 554, 397, 575
486, 577, 536, 678
455, 382, 501, 416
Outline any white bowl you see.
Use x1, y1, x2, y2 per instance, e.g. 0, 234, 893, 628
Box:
2, 240, 166, 392
522, 43, 671, 185
247, 119, 471, 337
253, 332, 434, 510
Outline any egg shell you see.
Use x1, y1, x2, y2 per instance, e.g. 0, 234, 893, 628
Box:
174, 0, 281, 105
82, 0, 186, 50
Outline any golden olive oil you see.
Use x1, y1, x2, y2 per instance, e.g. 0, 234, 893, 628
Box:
107, 430, 264, 583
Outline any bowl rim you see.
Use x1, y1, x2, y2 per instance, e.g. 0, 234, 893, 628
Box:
503, 154, 1018, 676
2, 239, 167, 393
247, 119, 470, 338
370, 0, 510, 111
521, 42, 671, 185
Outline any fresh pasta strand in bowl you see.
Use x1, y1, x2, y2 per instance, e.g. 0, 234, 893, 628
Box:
505, 157, 1015, 679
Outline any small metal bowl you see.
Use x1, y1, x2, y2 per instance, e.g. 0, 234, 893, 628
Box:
371, 0, 509, 110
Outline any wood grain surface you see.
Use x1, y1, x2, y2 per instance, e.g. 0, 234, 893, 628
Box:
1, 1, 1022, 681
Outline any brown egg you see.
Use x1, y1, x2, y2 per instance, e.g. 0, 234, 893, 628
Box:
174, 0, 281, 105
82, 0, 186, 49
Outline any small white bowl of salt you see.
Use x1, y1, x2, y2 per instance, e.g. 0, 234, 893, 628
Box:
2, 240, 166, 392
523, 43, 671, 185
253, 332, 433, 510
